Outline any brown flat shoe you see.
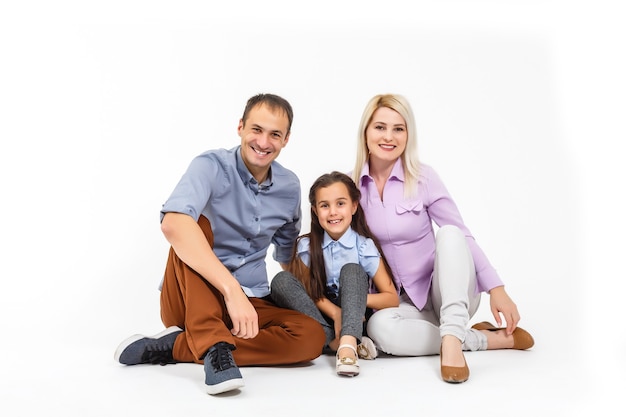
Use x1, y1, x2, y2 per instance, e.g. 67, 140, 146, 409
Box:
471, 321, 534, 350
440, 346, 469, 384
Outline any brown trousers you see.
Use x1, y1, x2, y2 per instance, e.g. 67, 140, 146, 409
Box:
159, 215, 325, 366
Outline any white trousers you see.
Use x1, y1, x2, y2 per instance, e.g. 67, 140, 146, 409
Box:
367, 225, 488, 355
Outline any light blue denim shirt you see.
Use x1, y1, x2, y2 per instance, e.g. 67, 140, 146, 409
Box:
160, 145, 301, 297
296, 227, 381, 298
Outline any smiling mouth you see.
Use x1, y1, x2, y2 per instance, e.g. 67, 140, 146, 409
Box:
251, 146, 271, 156
380, 144, 395, 150
328, 219, 341, 225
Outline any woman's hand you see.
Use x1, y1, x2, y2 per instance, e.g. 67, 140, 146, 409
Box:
488, 285, 520, 335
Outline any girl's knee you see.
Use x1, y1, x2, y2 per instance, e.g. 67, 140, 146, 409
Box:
339, 263, 367, 281
270, 271, 295, 292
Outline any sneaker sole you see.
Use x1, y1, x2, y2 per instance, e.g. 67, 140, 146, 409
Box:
114, 326, 183, 363
206, 377, 245, 395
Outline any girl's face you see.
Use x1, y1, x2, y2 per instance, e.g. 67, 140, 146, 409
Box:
313, 182, 358, 241
365, 106, 407, 164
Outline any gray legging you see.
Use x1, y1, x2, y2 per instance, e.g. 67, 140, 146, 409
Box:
270, 263, 369, 348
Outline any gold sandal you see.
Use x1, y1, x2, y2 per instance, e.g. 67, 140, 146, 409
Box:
336, 344, 359, 377
357, 336, 378, 360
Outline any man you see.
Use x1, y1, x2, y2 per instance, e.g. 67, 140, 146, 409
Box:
114, 93, 326, 395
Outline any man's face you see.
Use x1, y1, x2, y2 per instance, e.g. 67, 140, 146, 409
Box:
238, 103, 290, 179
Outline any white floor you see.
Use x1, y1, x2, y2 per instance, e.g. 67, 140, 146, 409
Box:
3, 311, 618, 417
2, 2, 624, 416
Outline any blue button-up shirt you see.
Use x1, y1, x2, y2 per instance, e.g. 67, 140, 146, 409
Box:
295, 227, 381, 298
160, 145, 301, 297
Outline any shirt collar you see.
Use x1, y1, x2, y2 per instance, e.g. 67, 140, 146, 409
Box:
359, 158, 405, 184
322, 226, 357, 249
235, 146, 273, 192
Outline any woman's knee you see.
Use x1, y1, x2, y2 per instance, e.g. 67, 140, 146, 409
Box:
436, 224, 463, 241
435, 225, 469, 254
366, 308, 398, 336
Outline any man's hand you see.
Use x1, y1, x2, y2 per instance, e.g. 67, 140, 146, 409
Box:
224, 288, 259, 339
162, 213, 261, 339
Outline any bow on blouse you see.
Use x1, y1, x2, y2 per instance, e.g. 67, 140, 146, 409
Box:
395, 200, 423, 214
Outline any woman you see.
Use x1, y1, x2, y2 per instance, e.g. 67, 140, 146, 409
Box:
350, 93, 534, 383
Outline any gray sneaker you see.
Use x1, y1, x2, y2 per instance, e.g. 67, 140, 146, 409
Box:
204, 342, 244, 395
114, 326, 182, 365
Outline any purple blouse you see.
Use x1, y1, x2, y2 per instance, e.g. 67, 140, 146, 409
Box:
357, 159, 503, 309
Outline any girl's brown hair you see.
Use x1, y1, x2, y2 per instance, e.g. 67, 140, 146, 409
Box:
287, 171, 394, 300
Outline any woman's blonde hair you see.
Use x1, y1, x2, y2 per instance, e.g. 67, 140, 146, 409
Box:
351, 94, 420, 197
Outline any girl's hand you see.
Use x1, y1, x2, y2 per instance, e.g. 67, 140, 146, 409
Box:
315, 297, 342, 341
333, 314, 343, 342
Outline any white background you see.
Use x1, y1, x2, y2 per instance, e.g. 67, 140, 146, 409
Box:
1, 0, 624, 413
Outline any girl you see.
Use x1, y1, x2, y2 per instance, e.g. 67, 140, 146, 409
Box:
271, 171, 399, 377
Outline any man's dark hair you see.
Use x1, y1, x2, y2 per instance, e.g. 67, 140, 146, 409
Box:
242, 93, 294, 133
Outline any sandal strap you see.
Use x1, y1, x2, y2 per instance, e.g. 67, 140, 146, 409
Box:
337, 344, 357, 355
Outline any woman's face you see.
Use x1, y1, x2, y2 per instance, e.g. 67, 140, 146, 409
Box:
365, 106, 407, 164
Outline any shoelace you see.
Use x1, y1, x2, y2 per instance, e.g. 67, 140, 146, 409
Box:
141, 342, 175, 366
208, 342, 236, 371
